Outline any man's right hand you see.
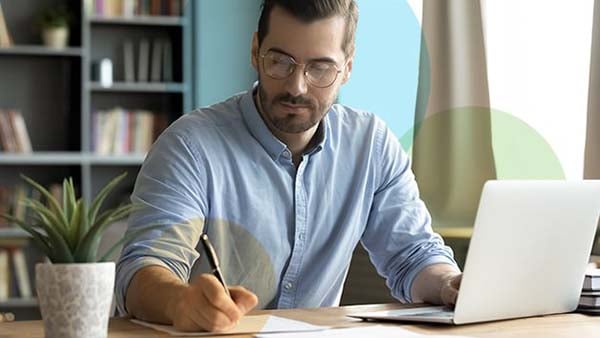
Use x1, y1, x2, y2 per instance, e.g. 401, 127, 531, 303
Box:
167, 273, 259, 332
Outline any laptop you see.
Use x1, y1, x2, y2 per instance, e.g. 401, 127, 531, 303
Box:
350, 180, 600, 325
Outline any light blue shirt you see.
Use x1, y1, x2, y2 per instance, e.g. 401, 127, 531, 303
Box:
115, 84, 457, 315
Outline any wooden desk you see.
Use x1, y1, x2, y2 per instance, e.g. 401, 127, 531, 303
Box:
2, 303, 600, 338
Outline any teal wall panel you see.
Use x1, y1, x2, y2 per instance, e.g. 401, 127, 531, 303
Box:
338, 0, 422, 145
193, 0, 261, 108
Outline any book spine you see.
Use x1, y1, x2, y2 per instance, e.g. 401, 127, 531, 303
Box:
11, 249, 31, 298
0, 2, 12, 47
0, 249, 9, 300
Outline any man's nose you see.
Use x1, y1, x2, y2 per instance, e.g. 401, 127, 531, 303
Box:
283, 66, 309, 97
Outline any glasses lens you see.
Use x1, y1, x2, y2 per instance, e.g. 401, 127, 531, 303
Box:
264, 52, 294, 79
306, 62, 338, 88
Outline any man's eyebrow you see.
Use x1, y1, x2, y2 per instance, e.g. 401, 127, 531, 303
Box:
268, 47, 338, 64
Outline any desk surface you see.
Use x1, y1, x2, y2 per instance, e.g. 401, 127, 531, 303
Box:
2, 303, 600, 338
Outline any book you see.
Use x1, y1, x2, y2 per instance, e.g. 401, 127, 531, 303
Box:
169, 0, 182, 16
11, 249, 31, 298
0, 2, 12, 47
122, 0, 136, 17
579, 295, 600, 308
150, 39, 163, 82
162, 38, 173, 82
123, 40, 135, 82
0, 110, 16, 152
583, 268, 600, 290
8, 110, 32, 153
137, 38, 150, 82
0, 249, 8, 300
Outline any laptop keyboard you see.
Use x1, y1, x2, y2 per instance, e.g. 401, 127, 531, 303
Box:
411, 310, 455, 318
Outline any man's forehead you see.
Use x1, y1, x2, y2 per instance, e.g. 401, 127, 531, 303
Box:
262, 6, 346, 63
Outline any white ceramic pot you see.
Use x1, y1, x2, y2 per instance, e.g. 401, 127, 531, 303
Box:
36, 262, 115, 338
42, 27, 69, 49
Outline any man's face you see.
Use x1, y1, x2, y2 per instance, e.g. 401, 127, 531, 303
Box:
251, 6, 353, 134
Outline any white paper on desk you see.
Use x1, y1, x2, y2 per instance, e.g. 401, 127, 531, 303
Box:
131, 315, 328, 336
256, 325, 474, 338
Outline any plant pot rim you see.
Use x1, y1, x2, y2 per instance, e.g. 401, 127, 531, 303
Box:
36, 261, 115, 267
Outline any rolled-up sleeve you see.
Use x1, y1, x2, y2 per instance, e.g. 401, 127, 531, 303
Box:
361, 121, 457, 303
115, 129, 208, 315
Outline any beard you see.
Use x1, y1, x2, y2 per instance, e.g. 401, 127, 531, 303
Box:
257, 81, 330, 134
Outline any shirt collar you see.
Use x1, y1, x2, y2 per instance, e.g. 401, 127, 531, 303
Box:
240, 82, 329, 160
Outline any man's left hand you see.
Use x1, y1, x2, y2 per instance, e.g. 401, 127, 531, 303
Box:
440, 273, 462, 306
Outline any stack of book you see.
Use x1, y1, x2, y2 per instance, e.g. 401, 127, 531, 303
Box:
578, 268, 600, 314
123, 37, 173, 83
0, 110, 32, 153
91, 108, 168, 155
88, 0, 182, 17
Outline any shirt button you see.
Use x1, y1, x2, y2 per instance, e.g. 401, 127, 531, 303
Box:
298, 233, 305, 241
284, 282, 293, 290
283, 150, 291, 158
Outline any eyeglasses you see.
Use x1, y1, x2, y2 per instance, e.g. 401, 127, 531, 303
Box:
259, 50, 343, 88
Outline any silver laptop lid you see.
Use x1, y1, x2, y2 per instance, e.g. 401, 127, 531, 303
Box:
454, 180, 600, 324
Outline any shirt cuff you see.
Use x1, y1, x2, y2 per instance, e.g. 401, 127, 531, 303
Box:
400, 255, 459, 303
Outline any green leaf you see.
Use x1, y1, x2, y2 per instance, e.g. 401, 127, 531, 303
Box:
98, 224, 163, 262
88, 172, 127, 227
21, 175, 69, 231
67, 199, 83, 251
74, 203, 139, 262
62, 177, 77, 225
0, 213, 73, 263
21, 198, 68, 239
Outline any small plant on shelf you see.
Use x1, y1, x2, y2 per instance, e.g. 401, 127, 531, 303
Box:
39, 5, 72, 49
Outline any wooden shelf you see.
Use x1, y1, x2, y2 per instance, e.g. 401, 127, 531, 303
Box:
0, 45, 83, 57
0, 152, 146, 165
89, 82, 186, 93
88, 154, 146, 165
0, 152, 84, 165
89, 15, 185, 27
0, 298, 38, 308
0, 228, 29, 239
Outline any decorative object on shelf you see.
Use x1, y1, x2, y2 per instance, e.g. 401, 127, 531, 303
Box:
0, 173, 160, 338
99, 58, 114, 87
39, 5, 71, 49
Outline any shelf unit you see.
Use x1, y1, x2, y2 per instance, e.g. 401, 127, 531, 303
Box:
0, 0, 192, 319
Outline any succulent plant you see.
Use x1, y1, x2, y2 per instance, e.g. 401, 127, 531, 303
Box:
0, 173, 156, 263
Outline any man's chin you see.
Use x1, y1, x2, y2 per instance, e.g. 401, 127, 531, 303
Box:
272, 120, 316, 134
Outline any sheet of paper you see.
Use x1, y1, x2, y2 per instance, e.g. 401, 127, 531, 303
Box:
131, 315, 328, 336
256, 325, 474, 338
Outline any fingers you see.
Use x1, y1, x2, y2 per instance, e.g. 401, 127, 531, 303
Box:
229, 286, 259, 314
197, 274, 243, 321
440, 273, 462, 306
171, 274, 257, 332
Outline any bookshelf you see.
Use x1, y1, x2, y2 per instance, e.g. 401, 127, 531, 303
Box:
0, 0, 192, 320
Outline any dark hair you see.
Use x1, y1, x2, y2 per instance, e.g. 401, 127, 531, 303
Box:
257, 0, 358, 58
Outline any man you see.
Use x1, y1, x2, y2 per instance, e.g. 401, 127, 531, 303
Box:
116, 0, 462, 332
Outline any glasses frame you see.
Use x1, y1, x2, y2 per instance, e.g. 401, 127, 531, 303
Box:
259, 50, 344, 88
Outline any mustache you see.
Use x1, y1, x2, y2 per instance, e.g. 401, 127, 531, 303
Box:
275, 93, 316, 107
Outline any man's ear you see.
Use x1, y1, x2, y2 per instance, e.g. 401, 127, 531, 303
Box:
251, 32, 259, 71
341, 56, 353, 84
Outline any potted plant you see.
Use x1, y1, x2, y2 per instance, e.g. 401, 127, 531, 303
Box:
0, 173, 157, 338
39, 5, 71, 49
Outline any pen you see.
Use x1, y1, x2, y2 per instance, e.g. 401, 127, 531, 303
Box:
200, 233, 230, 297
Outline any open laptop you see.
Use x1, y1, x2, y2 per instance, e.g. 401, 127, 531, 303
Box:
350, 180, 600, 325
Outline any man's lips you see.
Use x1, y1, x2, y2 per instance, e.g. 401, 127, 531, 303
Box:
279, 102, 312, 113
